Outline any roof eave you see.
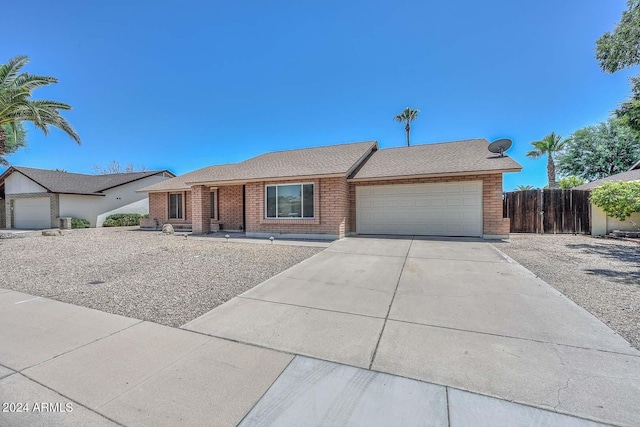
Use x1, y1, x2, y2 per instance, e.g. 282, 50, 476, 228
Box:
138, 187, 190, 193
97, 170, 175, 192
348, 168, 522, 182
184, 172, 347, 187
58, 192, 106, 196
576, 176, 640, 191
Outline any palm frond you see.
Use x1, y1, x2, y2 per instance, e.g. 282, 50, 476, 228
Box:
393, 107, 420, 123
30, 99, 73, 110
13, 73, 58, 91
0, 55, 29, 87
0, 55, 81, 145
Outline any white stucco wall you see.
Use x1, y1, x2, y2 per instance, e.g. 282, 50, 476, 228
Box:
5, 173, 47, 194
59, 174, 169, 227
591, 204, 640, 235
96, 198, 148, 226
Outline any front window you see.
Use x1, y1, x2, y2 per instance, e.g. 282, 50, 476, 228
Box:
265, 183, 314, 218
169, 193, 183, 219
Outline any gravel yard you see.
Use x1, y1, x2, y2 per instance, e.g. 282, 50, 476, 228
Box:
493, 234, 640, 350
0, 228, 323, 327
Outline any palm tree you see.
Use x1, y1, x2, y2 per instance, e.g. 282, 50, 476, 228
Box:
0, 55, 80, 157
515, 184, 534, 191
526, 132, 566, 189
393, 107, 419, 146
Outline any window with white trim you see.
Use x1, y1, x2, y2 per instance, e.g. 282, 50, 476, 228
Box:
265, 183, 314, 218
169, 193, 183, 219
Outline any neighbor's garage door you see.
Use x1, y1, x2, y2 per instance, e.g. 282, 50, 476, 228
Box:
14, 198, 51, 229
356, 181, 482, 237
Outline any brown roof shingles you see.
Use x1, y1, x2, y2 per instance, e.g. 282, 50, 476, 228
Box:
139, 138, 523, 193
574, 169, 640, 190
350, 139, 521, 180
140, 141, 378, 192
1, 167, 172, 195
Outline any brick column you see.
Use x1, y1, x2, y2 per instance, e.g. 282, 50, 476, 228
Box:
191, 185, 211, 234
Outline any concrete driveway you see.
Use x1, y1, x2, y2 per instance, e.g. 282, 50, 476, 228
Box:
184, 236, 640, 427
2, 236, 639, 426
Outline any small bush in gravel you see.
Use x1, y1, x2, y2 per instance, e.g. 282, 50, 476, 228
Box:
71, 218, 90, 228
103, 213, 143, 227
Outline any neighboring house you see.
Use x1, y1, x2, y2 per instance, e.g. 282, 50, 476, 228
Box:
0, 167, 175, 229
575, 161, 640, 235
139, 139, 521, 240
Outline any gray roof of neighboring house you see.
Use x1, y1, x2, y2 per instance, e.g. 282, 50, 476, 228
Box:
0, 166, 174, 195
350, 139, 522, 180
139, 141, 378, 192
574, 169, 640, 190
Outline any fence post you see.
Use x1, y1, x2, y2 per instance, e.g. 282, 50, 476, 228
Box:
538, 188, 544, 234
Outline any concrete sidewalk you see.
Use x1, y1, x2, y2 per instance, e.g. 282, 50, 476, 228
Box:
183, 236, 640, 427
0, 289, 611, 426
1, 236, 638, 426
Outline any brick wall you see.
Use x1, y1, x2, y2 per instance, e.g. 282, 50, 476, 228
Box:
148, 191, 191, 226
217, 185, 244, 230
191, 185, 211, 234
245, 177, 350, 238
348, 173, 510, 237
148, 186, 244, 231
147, 173, 509, 238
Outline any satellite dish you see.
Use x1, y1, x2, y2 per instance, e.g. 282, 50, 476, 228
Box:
488, 138, 513, 157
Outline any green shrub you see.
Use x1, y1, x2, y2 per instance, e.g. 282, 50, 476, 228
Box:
558, 176, 586, 189
141, 214, 149, 219
102, 213, 144, 227
71, 218, 90, 229
591, 181, 640, 221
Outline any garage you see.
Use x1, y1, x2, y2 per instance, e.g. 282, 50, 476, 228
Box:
356, 181, 482, 237
13, 198, 51, 229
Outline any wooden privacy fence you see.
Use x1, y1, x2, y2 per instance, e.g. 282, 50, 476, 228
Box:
503, 189, 591, 234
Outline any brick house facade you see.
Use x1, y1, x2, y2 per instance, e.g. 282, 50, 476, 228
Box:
142, 139, 521, 239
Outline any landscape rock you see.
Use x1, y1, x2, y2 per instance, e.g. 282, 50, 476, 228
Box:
42, 230, 62, 237
162, 224, 174, 234
0, 227, 323, 327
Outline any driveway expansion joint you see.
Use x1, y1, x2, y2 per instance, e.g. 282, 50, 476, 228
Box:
236, 295, 387, 320
385, 317, 640, 358
235, 355, 298, 427
406, 255, 505, 264
445, 387, 451, 427
368, 237, 414, 370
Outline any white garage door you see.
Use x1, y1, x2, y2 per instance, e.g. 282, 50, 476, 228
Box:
356, 181, 483, 237
14, 198, 51, 229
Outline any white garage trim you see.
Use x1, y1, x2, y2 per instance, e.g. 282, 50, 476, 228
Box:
13, 198, 52, 229
356, 181, 483, 237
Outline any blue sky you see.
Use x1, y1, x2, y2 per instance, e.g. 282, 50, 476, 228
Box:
2, 0, 634, 190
